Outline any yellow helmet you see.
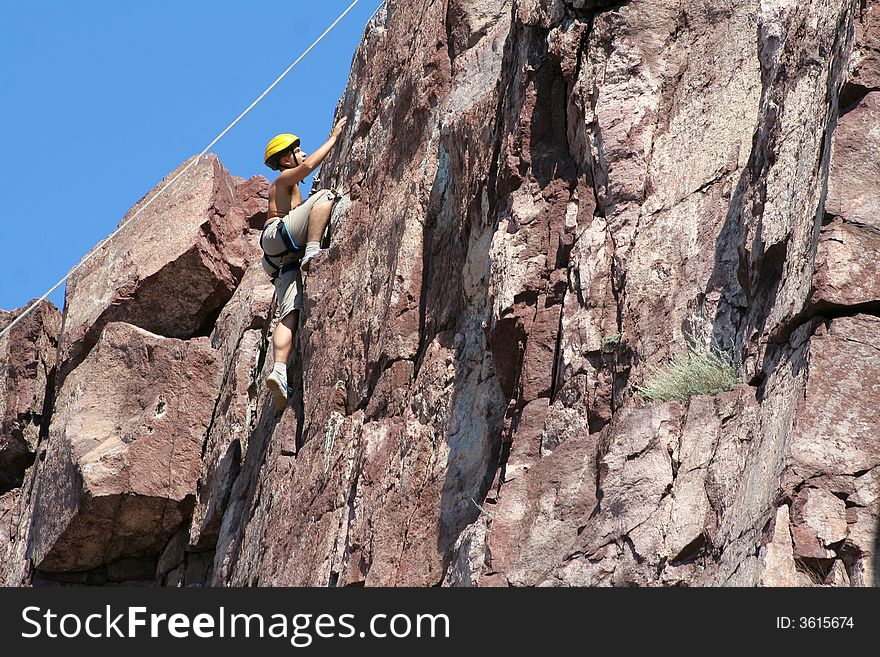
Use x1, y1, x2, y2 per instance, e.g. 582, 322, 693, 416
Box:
264, 133, 301, 170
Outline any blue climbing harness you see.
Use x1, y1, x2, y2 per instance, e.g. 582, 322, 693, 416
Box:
260, 219, 301, 279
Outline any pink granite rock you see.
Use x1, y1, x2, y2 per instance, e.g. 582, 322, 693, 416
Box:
58, 154, 265, 379
782, 315, 880, 585
811, 217, 880, 311
758, 505, 806, 587
188, 263, 273, 551
850, 0, 880, 89
0, 301, 61, 492
209, 0, 876, 588
0, 486, 28, 585
789, 316, 880, 480
29, 322, 222, 572
5, 0, 879, 589
826, 93, 880, 228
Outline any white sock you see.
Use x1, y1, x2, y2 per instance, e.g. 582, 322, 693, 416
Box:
303, 241, 320, 259
271, 362, 287, 382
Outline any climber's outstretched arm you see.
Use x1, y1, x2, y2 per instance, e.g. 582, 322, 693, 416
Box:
276, 117, 348, 187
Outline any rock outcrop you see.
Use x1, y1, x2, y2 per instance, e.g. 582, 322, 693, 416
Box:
1, 302, 60, 493
1, 0, 878, 587
29, 322, 223, 574
0, 301, 61, 586
1, 155, 266, 585
57, 154, 265, 382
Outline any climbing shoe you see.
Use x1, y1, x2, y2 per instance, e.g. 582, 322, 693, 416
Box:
266, 370, 290, 410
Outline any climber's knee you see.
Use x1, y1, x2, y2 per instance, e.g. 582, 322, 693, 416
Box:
311, 199, 334, 216
318, 189, 339, 206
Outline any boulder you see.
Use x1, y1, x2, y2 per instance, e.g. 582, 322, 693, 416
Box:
811, 218, 880, 310
826, 93, 880, 228
58, 154, 265, 379
29, 322, 222, 572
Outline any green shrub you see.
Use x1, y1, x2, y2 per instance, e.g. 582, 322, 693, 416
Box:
636, 341, 738, 404
601, 332, 622, 348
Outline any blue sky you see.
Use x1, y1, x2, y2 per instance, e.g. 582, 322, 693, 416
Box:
0, 0, 381, 312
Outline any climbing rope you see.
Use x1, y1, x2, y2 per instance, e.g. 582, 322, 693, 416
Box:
1, 0, 379, 343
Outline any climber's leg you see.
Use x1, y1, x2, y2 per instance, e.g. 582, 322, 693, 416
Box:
266, 264, 303, 410
301, 195, 338, 272
307, 200, 334, 242
267, 310, 297, 410
279, 189, 337, 273
272, 310, 298, 369
283, 189, 336, 251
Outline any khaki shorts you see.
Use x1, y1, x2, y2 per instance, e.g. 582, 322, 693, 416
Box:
274, 266, 303, 320
261, 189, 336, 320
261, 189, 336, 258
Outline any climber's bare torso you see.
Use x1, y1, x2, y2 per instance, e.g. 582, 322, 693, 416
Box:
267, 181, 303, 223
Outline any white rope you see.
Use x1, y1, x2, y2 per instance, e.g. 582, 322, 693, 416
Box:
1, 0, 369, 343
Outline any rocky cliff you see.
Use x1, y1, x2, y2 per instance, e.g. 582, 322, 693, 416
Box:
1, 0, 878, 587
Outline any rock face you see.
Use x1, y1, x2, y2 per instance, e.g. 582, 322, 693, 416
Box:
0, 302, 60, 493
57, 154, 265, 381
29, 322, 223, 573
1, 0, 879, 587
1, 155, 267, 585
188, 263, 274, 554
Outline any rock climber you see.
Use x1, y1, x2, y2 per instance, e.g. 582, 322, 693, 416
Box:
260, 116, 348, 409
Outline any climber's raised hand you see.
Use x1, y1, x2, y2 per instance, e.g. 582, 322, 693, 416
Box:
330, 117, 349, 140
